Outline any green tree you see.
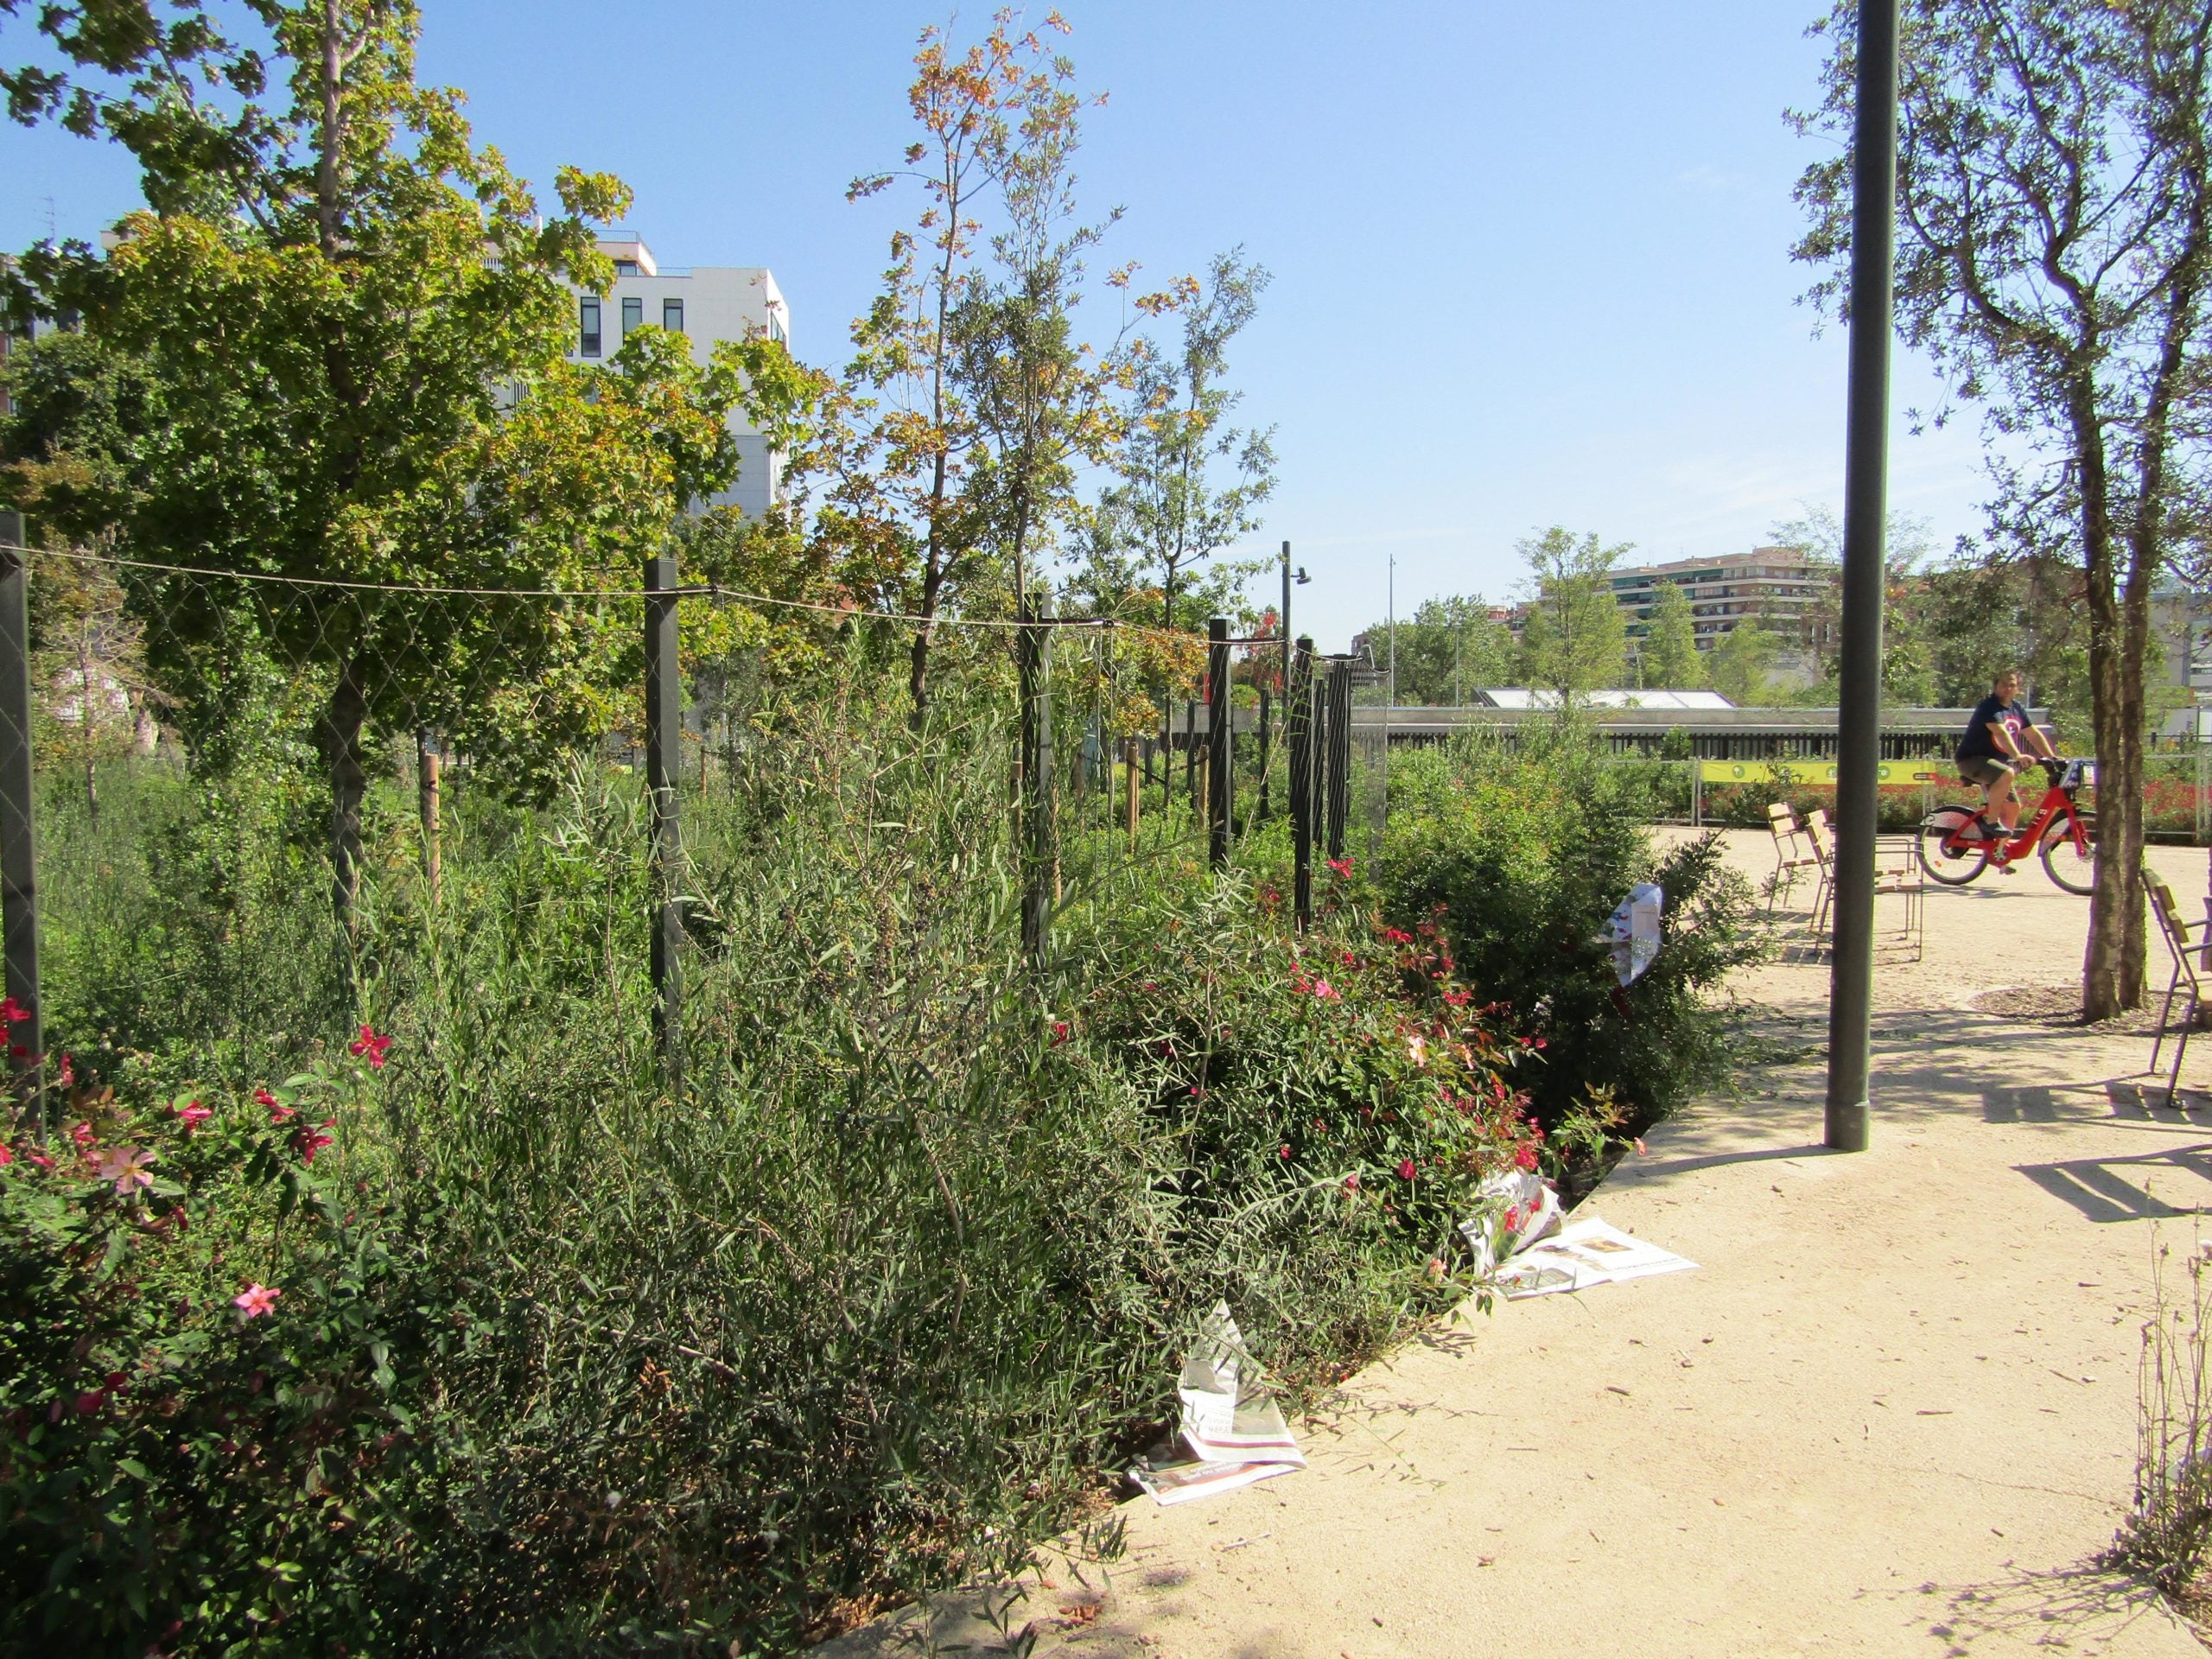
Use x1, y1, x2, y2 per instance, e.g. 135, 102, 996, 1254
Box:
1792, 0, 2212, 1017
2, 1, 753, 919
1708, 621, 1779, 706
1641, 579, 1704, 690
1090, 249, 1275, 635
1516, 526, 1628, 699
1358, 595, 1514, 705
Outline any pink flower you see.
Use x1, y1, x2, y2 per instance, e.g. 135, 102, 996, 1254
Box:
257, 1088, 294, 1124
1051, 1021, 1071, 1046
1515, 1143, 1539, 1173
1312, 980, 1340, 1001
67, 1121, 95, 1149
1279, 1145, 1292, 1159
1633, 1137, 1648, 1157
1343, 1172, 1360, 1192
1325, 857, 1353, 879
175, 1101, 212, 1131
1503, 1204, 1522, 1230
54, 1053, 72, 1087
24, 1149, 51, 1172
348, 1024, 392, 1070
1407, 1034, 1428, 1066
0, 995, 29, 1025
232, 1284, 281, 1319
0, 1144, 10, 1167
1397, 1158, 1417, 1182
93, 1146, 156, 1196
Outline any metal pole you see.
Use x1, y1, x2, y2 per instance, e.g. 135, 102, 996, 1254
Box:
1325, 659, 1352, 861
1019, 600, 1054, 960
0, 551, 41, 1135
1290, 636, 1314, 931
1208, 618, 1231, 867
1824, 0, 1899, 1155
645, 552, 684, 1090
1256, 688, 1273, 824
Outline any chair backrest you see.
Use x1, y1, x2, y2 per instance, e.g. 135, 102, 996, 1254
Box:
2143, 871, 2197, 974
1767, 803, 1799, 845
1803, 808, 1833, 863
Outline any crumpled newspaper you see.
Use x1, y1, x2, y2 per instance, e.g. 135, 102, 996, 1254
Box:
1457, 1166, 1562, 1275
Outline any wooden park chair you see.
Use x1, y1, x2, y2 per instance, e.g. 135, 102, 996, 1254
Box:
1766, 803, 1821, 912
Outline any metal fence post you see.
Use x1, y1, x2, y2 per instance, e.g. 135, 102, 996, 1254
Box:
1255, 687, 1273, 824
1207, 618, 1231, 868
644, 552, 683, 1091
0, 550, 40, 1135
1018, 601, 1054, 961
1325, 658, 1352, 862
1290, 636, 1314, 932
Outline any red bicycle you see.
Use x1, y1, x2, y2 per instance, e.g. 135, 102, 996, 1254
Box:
1916, 758, 2096, 893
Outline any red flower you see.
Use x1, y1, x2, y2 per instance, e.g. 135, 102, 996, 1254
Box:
75, 1391, 104, 1416
348, 1024, 392, 1069
24, 1150, 51, 1172
1396, 1159, 1416, 1181
54, 1053, 72, 1087
232, 1284, 281, 1319
1343, 1172, 1360, 1192
1340, 950, 1357, 967
1051, 1021, 1071, 1046
294, 1119, 337, 1164
1504, 1204, 1522, 1229
1279, 1145, 1292, 1159
0, 996, 28, 1025
67, 1121, 95, 1149
1515, 1143, 1539, 1172
0, 1144, 11, 1167
175, 1101, 212, 1131
1325, 857, 1353, 879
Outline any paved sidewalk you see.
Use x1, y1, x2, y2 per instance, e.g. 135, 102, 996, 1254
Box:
827, 835, 2212, 1658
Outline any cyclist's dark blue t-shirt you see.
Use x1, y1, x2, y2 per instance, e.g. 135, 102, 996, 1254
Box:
1958, 696, 2028, 762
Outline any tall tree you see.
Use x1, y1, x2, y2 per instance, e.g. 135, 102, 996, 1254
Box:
2, 1, 749, 921
840, 15, 1048, 718
1791, 0, 2212, 1017
1091, 249, 1276, 635
1708, 620, 1780, 707
1355, 594, 1514, 705
1516, 526, 1629, 700
1641, 579, 1705, 690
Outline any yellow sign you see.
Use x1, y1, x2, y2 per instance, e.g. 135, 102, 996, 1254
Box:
1694, 760, 1952, 787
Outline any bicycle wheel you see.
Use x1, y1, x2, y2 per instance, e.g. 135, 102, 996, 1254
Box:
2039, 811, 2095, 895
1918, 806, 1990, 886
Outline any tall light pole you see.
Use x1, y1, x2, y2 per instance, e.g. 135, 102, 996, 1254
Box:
1387, 553, 1397, 711
1825, 0, 1900, 1155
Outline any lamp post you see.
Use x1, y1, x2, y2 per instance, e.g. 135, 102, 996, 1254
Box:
1825, 0, 1900, 1155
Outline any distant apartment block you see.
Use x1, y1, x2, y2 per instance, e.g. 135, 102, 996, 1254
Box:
569, 238, 790, 518
1609, 548, 1833, 652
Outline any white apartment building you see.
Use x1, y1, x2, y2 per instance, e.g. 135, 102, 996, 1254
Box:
569, 237, 790, 518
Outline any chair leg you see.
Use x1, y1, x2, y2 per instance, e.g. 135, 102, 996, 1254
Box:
2152, 966, 2183, 1076
2170, 995, 2195, 1105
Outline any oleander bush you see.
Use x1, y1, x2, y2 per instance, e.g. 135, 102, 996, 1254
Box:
8, 679, 1554, 1657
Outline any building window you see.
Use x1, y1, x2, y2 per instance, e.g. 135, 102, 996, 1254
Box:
621, 296, 644, 339
663, 298, 684, 334
613, 259, 639, 276
768, 308, 786, 346
579, 296, 601, 357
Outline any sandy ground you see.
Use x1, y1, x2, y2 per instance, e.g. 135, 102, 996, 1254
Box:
822, 831, 2212, 1659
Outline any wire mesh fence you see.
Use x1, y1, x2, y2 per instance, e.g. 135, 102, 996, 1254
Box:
5, 543, 1380, 1133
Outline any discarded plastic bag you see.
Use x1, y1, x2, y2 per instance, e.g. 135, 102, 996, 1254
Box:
1605, 883, 1664, 987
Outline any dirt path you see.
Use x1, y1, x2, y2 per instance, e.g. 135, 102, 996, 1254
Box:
825, 833, 2212, 1658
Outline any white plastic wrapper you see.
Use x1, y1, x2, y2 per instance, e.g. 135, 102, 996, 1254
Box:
1606, 882, 1664, 987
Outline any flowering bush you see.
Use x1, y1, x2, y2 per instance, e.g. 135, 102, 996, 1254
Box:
0, 1044, 441, 1655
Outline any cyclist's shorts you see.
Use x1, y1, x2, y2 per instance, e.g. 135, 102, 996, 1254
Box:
1960, 756, 2018, 789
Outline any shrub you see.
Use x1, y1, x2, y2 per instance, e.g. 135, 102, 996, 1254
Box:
1376, 723, 1763, 1140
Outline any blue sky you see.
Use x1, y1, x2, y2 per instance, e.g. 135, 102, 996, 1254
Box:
0, 1, 1992, 648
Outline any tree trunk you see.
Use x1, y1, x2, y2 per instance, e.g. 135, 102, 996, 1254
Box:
2078, 391, 2138, 1020
321, 659, 370, 929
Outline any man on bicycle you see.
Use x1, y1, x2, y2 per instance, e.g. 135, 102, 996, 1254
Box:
1956, 669, 2058, 852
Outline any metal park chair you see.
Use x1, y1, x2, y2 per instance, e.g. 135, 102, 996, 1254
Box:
1766, 803, 1821, 912
1808, 822, 1923, 963
2143, 869, 2212, 1103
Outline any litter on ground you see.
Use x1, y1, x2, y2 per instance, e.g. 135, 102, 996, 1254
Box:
1130, 1303, 1306, 1506
1496, 1215, 1697, 1299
